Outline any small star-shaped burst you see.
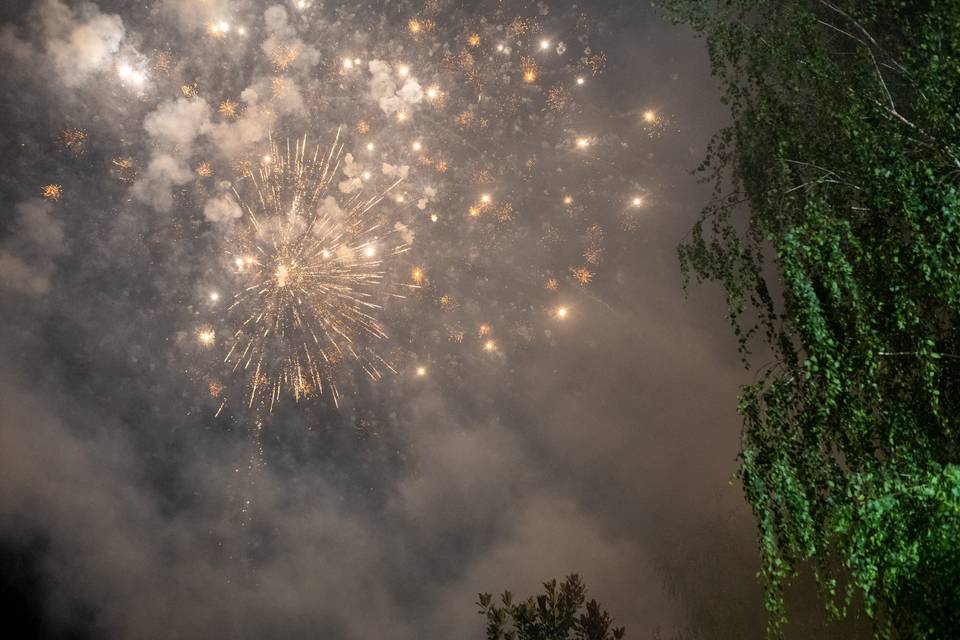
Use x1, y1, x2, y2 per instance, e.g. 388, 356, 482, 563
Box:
218, 99, 239, 119
42, 184, 62, 201
583, 246, 604, 265
570, 266, 594, 286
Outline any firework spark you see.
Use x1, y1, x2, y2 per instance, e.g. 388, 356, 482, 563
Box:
217, 132, 408, 411
570, 265, 594, 286
42, 184, 62, 201
218, 99, 239, 119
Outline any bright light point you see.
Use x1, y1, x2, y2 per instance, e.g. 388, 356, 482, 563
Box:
396, 195, 405, 203
398, 65, 410, 77
354, 58, 361, 65
556, 306, 568, 319
643, 110, 658, 123
576, 76, 585, 85
362, 170, 371, 180
484, 340, 496, 352
497, 44, 504, 52
343, 58, 353, 69
366, 142, 375, 151
209, 291, 220, 302
396, 111, 408, 122
198, 329, 216, 347
416, 366, 427, 377
480, 193, 491, 204
364, 245, 376, 257
237, 27, 246, 35
297, 0, 306, 8
217, 20, 230, 32
632, 196, 644, 207
575, 137, 590, 149
321, 249, 331, 258
540, 39, 550, 50
412, 141, 422, 151
563, 195, 573, 205
118, 63, 132, 78
430, 213, 438, 222
262, 154, 272, 164
426, 86, 439, 99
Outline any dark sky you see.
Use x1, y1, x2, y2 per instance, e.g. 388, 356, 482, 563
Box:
0, 1, 869, 638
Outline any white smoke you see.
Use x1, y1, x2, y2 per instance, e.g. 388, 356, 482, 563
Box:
206, 88, 276, 159
130, 155, 193, 212
261, 5, 321, 71
159, 0, 231, 32
338, 153, 364, 194
36, 0, 126, 86
381, 162, 410, 179
0, 200, 66, 296
368, 59, 423, 116
317, 196, 345, 221
393, 221, 414, 245
133, 98, 212, 211
143, 97, 212, 153
203, 190, 243, 223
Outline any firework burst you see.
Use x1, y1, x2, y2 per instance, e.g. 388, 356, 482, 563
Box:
217, 131, 409, 412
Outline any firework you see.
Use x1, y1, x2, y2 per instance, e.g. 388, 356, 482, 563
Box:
42, 184, 62, 201
111, 157, 137, 183
570, 266, 594, 286
218, 100, 239, 119
61, 128, 86, 154
216, 132, 408, 411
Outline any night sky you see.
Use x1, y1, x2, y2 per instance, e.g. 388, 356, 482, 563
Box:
0, 1, 867, 638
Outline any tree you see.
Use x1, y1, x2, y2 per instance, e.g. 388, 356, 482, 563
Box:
659, 0, 960, 637
477, 574, 626, 640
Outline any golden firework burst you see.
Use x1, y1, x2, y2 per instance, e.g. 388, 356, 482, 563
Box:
411, 266, 425, 286
151, 49, 175, 75
271, 45, 300, 73
547, 85, 572, 113
218, 132, 407, 411
196, 161, 214, 178
218, 99, 239, 119
42, 184, 62, 201
570, 265, 594, 286
111, 157, 137, 183
583, 246, 604, 265
521, 56, 538, 83
61, 128, 86, 154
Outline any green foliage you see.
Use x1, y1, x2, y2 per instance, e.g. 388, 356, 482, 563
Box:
660, 0, 960, 637
477, 574, 626, 640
